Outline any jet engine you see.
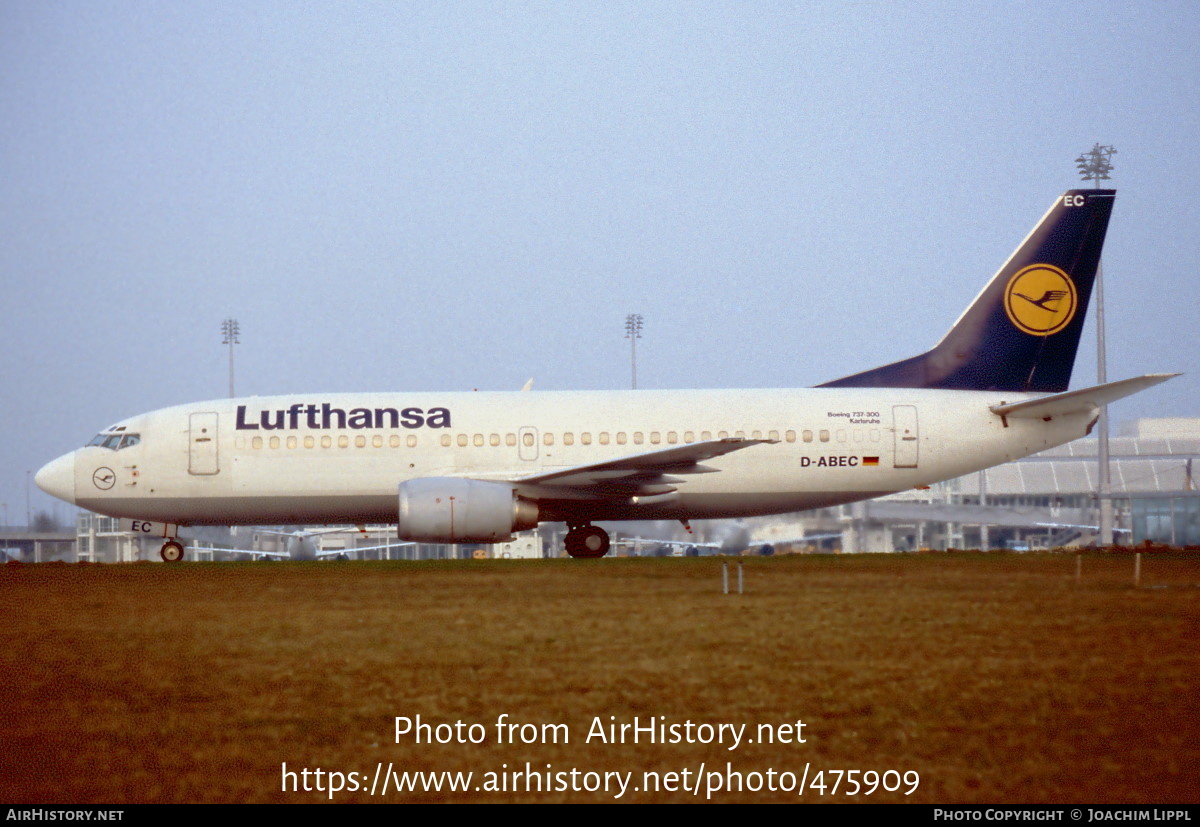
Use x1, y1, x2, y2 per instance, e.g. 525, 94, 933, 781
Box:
397, 478, 539, 543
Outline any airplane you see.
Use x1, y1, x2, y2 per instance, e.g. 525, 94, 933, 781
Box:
611, 538, 724, 557
191, 527, 418, 561
35, 188, 1176, 561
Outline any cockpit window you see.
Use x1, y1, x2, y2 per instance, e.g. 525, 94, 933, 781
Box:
87, 432, 141, 450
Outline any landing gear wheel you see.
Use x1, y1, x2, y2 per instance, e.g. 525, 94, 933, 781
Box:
564, 525, 610, 558
160, 541, 185, 563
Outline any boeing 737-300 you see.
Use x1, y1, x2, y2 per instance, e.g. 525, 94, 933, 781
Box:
35, 189, 1174, 560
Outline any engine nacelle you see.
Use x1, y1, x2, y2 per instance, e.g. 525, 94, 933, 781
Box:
397, 478, 539, 543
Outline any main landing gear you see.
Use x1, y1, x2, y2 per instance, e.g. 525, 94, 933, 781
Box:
159, 540, 185, 563
564, 523, 610, 558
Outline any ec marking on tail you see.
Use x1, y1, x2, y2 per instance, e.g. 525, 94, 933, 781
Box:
1003, 263, 1077, 336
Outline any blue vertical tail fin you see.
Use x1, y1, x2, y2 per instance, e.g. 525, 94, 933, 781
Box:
819, 189, 1115, 393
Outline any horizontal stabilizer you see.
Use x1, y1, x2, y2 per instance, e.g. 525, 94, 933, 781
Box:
989, 374, 1178, 420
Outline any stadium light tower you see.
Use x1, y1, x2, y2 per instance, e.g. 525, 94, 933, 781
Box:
1075, 144, 1116, 187
625, 313, 643, 390
1076, 144, 1116, 546
221, 318, 240, 399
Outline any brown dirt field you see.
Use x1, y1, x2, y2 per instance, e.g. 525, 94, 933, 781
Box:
1, 552, 1197, 803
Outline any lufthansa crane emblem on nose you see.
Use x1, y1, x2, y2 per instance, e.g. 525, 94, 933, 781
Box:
92, 467, 116, 490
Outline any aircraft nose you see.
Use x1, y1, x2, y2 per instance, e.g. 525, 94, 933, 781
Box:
35, 452, 76, 505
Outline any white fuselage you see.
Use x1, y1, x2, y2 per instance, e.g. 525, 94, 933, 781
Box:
47, 387, 1094, 528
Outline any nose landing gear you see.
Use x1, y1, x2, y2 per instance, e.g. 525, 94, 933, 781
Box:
159, 540, 185, 562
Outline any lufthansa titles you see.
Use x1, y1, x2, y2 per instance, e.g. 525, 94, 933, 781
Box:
236, 403, 451, 431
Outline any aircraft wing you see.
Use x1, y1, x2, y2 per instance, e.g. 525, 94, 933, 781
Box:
252, 526, 371, 539
615, 538, 723, 548
187, 545, 289, 559
509, 438, 774, 501
751, 532, 843, 545
314, 541, 417, 557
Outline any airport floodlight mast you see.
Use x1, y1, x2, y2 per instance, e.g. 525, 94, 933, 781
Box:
1075, 144, 1116, 189
1077, 144, 1116, 545
221, 318, 240, 399
625, 313, 643, 389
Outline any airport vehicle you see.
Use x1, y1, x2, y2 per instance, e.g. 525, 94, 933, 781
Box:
35, 189, 1173, 560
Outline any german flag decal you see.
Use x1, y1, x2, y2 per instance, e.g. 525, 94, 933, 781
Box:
862, 456, 880, 466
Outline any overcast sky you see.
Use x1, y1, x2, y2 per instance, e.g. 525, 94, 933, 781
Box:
3, 2, 1198, 525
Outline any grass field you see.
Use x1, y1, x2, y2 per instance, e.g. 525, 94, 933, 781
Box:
1, 552, 1197, 803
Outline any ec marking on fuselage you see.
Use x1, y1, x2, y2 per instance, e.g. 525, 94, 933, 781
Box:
1003, 263, 1078, 337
